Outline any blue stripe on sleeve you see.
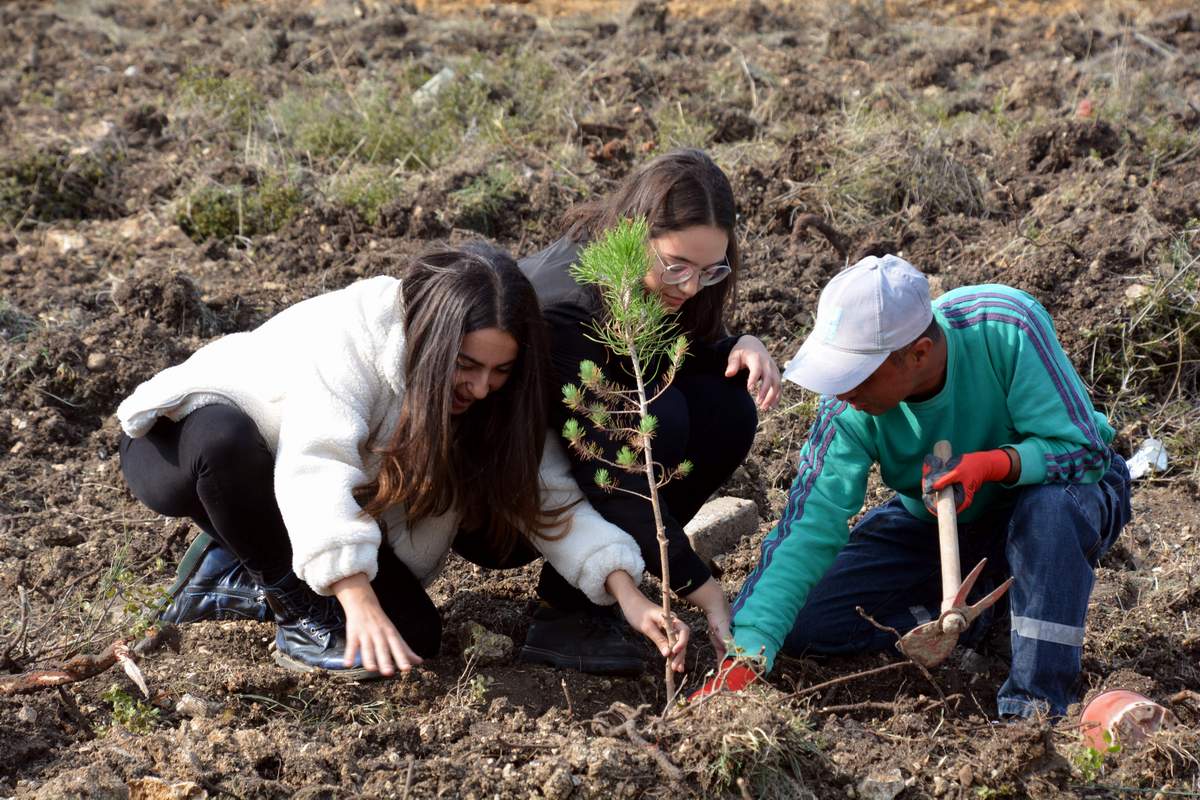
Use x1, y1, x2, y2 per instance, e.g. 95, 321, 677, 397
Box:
939, 293, 1104, 467
731, 397, 846, 615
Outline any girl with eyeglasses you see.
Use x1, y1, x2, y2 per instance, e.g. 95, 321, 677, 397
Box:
516, 149, 782, 676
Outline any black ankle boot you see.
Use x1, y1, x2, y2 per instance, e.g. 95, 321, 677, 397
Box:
518, 604, 646, 676
160, 535, 273, 625
257, 571, 376, 679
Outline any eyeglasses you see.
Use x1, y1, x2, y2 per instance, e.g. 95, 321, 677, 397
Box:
653, 247, 732, 288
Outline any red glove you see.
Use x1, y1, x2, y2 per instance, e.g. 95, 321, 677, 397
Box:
922, 449, 1013, 514
689, 659, 758, 701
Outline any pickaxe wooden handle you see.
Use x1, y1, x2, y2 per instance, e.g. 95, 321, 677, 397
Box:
933, 440, 968, 634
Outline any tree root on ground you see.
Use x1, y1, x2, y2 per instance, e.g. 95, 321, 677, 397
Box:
790, 213, 850, 262
591, 702, 683, 782
0, 623, 179, 697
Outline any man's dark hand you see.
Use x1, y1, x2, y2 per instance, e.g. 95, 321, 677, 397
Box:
922, 449, 1014, 514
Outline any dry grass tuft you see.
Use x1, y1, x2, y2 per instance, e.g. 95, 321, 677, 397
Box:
808, 102, 986, 227
1083, 226, 1200, 484
671, 691, 824, 798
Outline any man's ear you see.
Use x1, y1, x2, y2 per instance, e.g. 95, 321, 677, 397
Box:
909, 336, 934, 365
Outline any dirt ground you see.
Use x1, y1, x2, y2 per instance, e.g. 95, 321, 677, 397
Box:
2, 0, 1199, 797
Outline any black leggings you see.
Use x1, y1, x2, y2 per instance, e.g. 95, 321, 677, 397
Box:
119, 404, 536, 658
538, 368, 757, 610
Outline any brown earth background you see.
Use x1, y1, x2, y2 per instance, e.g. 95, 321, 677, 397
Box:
1, 0, 1199, 797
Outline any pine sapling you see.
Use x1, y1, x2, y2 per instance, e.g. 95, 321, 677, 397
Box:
560, 217, 692, 701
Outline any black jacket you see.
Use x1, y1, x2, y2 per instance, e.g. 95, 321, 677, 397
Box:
519, 237, 740, 594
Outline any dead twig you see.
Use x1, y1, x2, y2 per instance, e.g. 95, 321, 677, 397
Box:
0, 585, 31, 669
560, 677, 574, 718
401, 754, 415, 800
816, 693, 960, 716
0, 624, 179, 697
791, 661, 908, 699
816, 700, 907, 715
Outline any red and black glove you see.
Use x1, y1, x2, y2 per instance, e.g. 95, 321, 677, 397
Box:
922, 449, 1013, 514
689, 659, 758, 701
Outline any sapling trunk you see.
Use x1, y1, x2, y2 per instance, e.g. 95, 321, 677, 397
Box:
560, 217, 693, 710
626, 342, 676, 699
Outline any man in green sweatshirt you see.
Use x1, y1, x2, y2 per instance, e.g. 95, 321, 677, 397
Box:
707, 255, 1131, 718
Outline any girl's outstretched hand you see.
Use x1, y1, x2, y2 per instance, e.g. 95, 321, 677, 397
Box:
726, 335, 782, 410
606, 570, 689, 673
332, 573, 423, 676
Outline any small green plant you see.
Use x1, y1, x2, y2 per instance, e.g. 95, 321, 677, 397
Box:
102, 685, 160, 734
655, 100, 714, 151
464, 674, 493, 708
560, 217, 690, 701
1072, 731, 1122, 783
974, 785, 1017, 800
177, 184, 239, 241
79, 544, 171, 643
326, 165, 404, 227
176, 174, 301, 242
0, 145, 121, 228
177, 67, 263, 132
449, 166, 517, 235
448, 649, 495, 710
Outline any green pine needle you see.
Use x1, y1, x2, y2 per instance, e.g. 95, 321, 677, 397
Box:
616, 446, 637, 468
578, 359, 600, 385
562, 384, 582, 409
570, 217, 682, 360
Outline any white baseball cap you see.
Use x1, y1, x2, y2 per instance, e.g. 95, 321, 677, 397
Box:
783, 254, 933, 395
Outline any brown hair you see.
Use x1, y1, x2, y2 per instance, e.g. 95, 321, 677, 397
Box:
563, 148, 739, 343
360, 244, 563, 555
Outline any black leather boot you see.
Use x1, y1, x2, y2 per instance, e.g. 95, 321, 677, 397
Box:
518, 604, 646, 676
258, 571, 377, 680
160, 534, 273, 625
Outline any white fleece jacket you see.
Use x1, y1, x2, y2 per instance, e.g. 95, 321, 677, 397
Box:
117, 275, 644, 603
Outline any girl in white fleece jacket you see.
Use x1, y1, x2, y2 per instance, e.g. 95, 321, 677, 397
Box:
118, 244, 688, 678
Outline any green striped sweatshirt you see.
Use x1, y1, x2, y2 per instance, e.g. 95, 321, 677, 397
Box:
731, 284, 1114, 670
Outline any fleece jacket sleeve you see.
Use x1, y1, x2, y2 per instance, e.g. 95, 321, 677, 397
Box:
273, 322, 384, 596
528, 438, 646, 605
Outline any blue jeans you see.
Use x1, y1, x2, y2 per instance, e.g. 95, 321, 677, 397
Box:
782, 454, 1132, 718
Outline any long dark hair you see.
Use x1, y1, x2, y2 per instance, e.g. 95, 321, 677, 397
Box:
563, 148, 739, 342
360, 244, 562, 554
